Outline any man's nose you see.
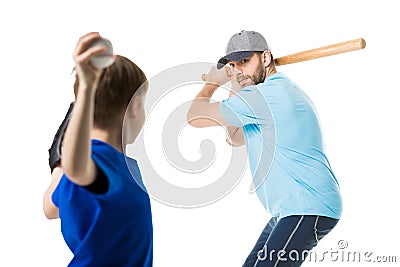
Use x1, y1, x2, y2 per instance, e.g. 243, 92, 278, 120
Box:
232, 66, 242, 75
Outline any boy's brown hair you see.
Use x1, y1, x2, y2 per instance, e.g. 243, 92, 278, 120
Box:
73, 55, 148, 128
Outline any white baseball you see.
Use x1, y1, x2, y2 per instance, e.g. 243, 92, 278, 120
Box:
87, 38, 115, 69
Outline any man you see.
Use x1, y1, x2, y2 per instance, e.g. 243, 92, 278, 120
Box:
187, 30, 342, 266
43, 32, 153, 266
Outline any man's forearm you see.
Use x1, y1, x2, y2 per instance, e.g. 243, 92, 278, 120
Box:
196, 83, 219, 99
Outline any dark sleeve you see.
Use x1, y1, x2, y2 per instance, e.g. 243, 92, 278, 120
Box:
48, 102, 74, 173
83, 164, 109, 194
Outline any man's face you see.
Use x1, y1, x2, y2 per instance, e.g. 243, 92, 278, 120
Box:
228, 52, 266, 87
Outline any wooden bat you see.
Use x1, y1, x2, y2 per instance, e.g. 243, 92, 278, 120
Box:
201, 38, 366, 81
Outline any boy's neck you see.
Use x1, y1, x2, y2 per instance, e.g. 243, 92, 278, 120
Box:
92, 128, 123, 152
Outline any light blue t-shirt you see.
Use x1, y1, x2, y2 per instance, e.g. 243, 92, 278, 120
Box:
220, 72, 342, 219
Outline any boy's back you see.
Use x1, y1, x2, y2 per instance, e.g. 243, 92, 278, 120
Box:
53, 140, 153, 266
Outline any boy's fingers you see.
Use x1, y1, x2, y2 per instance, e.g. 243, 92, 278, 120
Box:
74, 45, 107, 64
73, 32, 101, 58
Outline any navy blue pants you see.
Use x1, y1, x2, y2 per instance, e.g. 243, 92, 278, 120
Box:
243, 215, 339, 267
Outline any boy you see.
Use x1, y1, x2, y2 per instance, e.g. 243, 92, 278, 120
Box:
43, 32, 152, 266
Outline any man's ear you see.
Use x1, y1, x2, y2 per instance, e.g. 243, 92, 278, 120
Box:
262, 51, 272, 67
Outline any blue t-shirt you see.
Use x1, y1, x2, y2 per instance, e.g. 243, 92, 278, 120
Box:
220, 72, 342, 219
52, 140, 153, 266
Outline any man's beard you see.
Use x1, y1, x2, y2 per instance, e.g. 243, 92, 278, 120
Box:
250, 56, 267, 84
236, 56, 267, 86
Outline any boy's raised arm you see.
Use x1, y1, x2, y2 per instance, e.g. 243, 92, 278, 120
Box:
61, 32, 106, 186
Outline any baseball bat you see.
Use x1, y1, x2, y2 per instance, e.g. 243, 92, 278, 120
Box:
201, 38, 366, 81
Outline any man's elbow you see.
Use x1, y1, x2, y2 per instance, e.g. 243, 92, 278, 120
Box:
187, 119, 204, 128
226, 138, 245, 147
187, 111, 205, 128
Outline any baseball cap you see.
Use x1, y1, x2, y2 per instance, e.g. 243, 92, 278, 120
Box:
217, 30, 271, 69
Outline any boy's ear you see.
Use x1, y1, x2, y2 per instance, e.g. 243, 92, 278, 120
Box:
127, 95, 140, 118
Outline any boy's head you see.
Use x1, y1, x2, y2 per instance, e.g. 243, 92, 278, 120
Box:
73, 55, 148, 129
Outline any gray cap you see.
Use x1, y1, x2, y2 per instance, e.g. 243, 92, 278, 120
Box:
217, 30, 270, 69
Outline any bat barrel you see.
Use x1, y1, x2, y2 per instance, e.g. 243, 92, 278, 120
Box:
274, 38, 366, 66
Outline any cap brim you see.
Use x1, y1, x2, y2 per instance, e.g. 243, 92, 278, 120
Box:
217, 51, 254, 69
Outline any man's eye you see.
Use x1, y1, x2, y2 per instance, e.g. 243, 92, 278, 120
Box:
229, 63, 235, 67
240, 59, 247, 64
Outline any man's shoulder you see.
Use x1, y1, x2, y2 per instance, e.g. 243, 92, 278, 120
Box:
261, 72, 291, 87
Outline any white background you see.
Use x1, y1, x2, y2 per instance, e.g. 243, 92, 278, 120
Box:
1, 0, 399, 266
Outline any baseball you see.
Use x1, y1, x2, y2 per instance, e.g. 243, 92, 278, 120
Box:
87, 37, 115, 69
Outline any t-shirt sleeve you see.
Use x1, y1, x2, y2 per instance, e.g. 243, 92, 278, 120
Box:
51, 174, 75, 208
219, 85, 272, 127
51, 175, 64, 208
